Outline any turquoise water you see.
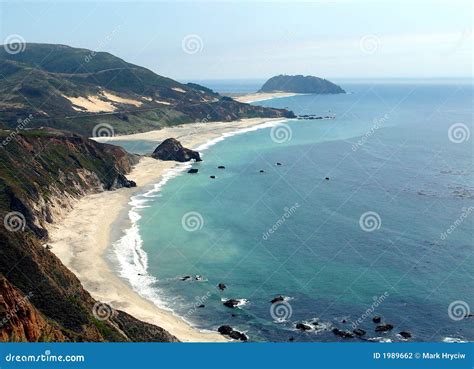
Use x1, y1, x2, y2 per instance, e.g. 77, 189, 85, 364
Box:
111, 81, 473, 342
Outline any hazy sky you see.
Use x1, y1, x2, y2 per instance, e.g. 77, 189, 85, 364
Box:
1, 0, 472, 80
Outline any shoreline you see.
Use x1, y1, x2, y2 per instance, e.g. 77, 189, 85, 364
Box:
49, 117, 288, 342
232, 92, 301, 104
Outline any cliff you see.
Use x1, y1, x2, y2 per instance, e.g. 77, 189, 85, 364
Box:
0, 129, 177, 342
259, 75, 345, 94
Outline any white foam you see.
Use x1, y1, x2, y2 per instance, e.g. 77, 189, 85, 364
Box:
443, 337, 467, 343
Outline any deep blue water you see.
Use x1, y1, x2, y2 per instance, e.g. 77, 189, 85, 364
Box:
110, 81, 473, 342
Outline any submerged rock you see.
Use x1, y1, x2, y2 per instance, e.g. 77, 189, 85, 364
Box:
151, 138, 202, 162
353, 329, 366, 336
332, 328, 354, 338
375, 324, 394, 332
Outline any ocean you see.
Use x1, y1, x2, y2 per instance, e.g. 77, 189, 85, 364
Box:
108, 80, 473, 342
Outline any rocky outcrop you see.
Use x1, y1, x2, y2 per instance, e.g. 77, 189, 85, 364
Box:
217, 325, 247, 341
151, 138, 202, 162
259, 75, 345, 94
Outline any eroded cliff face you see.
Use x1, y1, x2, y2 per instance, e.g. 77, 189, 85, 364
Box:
0, 129, 177, 342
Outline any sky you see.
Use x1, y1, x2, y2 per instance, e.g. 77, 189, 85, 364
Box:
1, 0, 473, 81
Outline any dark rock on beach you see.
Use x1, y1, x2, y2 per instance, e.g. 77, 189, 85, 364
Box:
151, 138, 202, 162
372, 316, 382, 323
187, 168, 199, 174
218, 325, 233, 335
217, 325, 247, 341
375, 324, 394, 332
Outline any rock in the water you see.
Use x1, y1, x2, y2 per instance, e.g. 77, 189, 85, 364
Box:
325, 177, 330, 181
180, 275, 191, 281
289, 337, 295, 342
151, 138, 202, 162
372, 316, 382, 323
270, 296, 285, 304
223, 299, 240, 308
218, 283, 226, 291
353, 329, 366, 336
210, 175, 216, 179
276, 162, 282, 166
259, 170, 265, 173
217, 325, 247, 341
296, 323, 312, 331
399, 331, 412, 339
332, 328, 354, 338
188, 168, 199, 174
218, 166, 226, 169
375, 324, 394, 332
229, 330, 248, 341
218, 325, 233, 335
197, 304, 205, 308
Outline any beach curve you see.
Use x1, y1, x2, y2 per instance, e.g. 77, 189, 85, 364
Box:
48, 117, 289, 342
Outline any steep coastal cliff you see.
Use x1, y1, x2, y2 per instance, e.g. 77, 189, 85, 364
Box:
0, 129, 177, 342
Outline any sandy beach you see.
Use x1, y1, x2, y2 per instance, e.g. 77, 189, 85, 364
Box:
233, 92, 301, 104
48, 117, 284, 342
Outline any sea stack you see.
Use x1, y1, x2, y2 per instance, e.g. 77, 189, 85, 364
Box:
151, 138, 202, 162
259, 75, 345, 94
